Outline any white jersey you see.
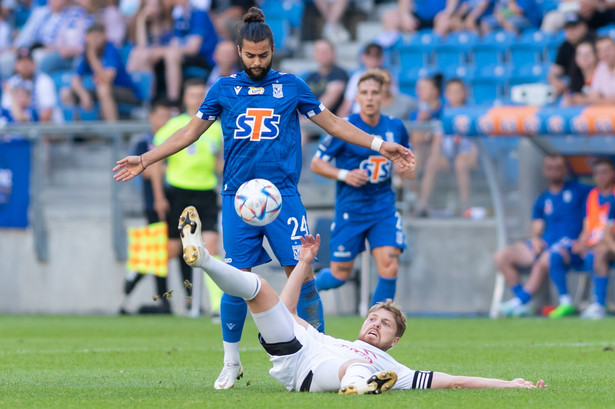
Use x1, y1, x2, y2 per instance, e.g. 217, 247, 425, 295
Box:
268, 321, 432, 392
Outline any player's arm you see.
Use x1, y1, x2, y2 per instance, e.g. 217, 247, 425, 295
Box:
280, 234, 321, 329
573, 217, 590, 255
310, 155, 368, 187
309, 109, 415, 170
113, 117, 214, 182
430, 372, 546, 389
529, 219, 545, 254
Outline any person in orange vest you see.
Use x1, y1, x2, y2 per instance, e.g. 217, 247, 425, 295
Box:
548, 158, 615, 319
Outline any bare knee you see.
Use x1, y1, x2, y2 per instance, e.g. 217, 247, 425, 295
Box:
331, 262, 354, 281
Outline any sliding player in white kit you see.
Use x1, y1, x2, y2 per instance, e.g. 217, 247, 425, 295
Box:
179, 206, 547, 393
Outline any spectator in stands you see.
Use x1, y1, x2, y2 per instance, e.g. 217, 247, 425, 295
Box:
0, 14, 10, 52
386, 0, 447, 33
337, 43, 384, 117
76, 0, 127, 48
305, 39, 349, 116
442, 79, 476, 214
0, 82, 39, 123
548, 158, 615, 320
588, 36, 615, 104
61, 23, 141, 121
0, 0, 75, 77
410, 73, 443, 217
210, 0, 256, 41
206, 40, 240, 88
121, 98, 174, 315
480, 0, 542, 34
562, 40, 597, 106
542, 0, 615, 33
548, 13, 595, 100
149, 78, 224, 315
433, 0, 493, 36
133, 0, 218, 103
496, 154, 592, 317
379, 68, 417, 120
314, 0, 350, 43
1, 47, 62, 123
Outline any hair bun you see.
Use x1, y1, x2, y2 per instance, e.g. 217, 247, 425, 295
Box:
243, 7, 265, 23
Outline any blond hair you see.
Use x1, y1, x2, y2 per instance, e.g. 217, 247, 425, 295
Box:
368, 299, 407, 338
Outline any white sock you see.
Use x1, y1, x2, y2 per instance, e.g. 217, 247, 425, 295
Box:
340, 363, 373, 390
559, 295, 572, 306
223, 341, 241, 365
199, 255, 261, 301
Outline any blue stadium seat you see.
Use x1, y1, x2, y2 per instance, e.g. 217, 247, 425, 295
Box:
472, 30, 516, 66
51, 70, 74, 91
442, 64, 473, 82
395, 29, 441, 70
510, 29, 551, 66
260, 0, 304, 28
267, 17, 292, 54
434, 45, 467, 71
509, 63, 549, 87
469, 65, 511, 104
129, 71, 153, 102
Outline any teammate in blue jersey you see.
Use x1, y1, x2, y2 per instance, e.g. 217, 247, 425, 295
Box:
495, 154, 592, 317
311, 69, 414, 306
113, 7, 414, 390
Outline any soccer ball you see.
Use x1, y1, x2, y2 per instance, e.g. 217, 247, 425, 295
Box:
234, 179, 282, 226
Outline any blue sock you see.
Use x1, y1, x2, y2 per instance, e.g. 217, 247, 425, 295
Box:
315, 268, 346, 291
594, 276, 608, 306
220, 293, 247, 343
512, 284, 531, 304
371, 276, 397, 306
549, 252, 569, 296
297, 279, 325, 333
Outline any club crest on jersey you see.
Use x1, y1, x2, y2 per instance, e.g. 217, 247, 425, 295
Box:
360, 155, 392, 183
234, 108, 281, 140
248, 87, 265, 95
273, 83, 283, 98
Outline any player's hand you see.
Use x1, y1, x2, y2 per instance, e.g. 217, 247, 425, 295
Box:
113, 155, 144, 182
345, 169, 368, 187
299, 234, 321, 264
571, 240, 585, 256
380, 141, 415, 172
154, 197, 170, 222
511, 378, 547, 388
530, 238, 544, 255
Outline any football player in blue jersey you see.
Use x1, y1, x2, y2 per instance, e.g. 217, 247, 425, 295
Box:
494, 154, 592, 317
113, 7, 414, 390
311, 69, 414, 306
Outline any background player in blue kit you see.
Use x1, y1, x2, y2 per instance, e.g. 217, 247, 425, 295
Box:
496, 154, 592, 317
311, 69, 413, 306
113, 7, 414, 390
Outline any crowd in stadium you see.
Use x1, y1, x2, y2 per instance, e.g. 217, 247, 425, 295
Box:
0, 0, 614, 125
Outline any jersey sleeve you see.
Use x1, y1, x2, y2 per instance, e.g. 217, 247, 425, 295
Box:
393, 365, 434, 390
294, 76, 325, 119
196, 80, 222, 120
314, 133, 345, 162
532, 194, 545, 220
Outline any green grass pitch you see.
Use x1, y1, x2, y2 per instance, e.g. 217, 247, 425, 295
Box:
0, 314, 613, 409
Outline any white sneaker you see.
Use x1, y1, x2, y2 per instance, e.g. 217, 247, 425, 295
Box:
338, 370, 397, 395
214, 362, 243, 390
179, 206, 207, 267
580, 303, 606, 320
499, 299, 533, 317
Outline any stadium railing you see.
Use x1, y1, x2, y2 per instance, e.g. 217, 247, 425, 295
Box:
3, 120, 151, 263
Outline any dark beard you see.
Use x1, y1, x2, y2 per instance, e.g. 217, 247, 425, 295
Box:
240, 58, 272, 82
